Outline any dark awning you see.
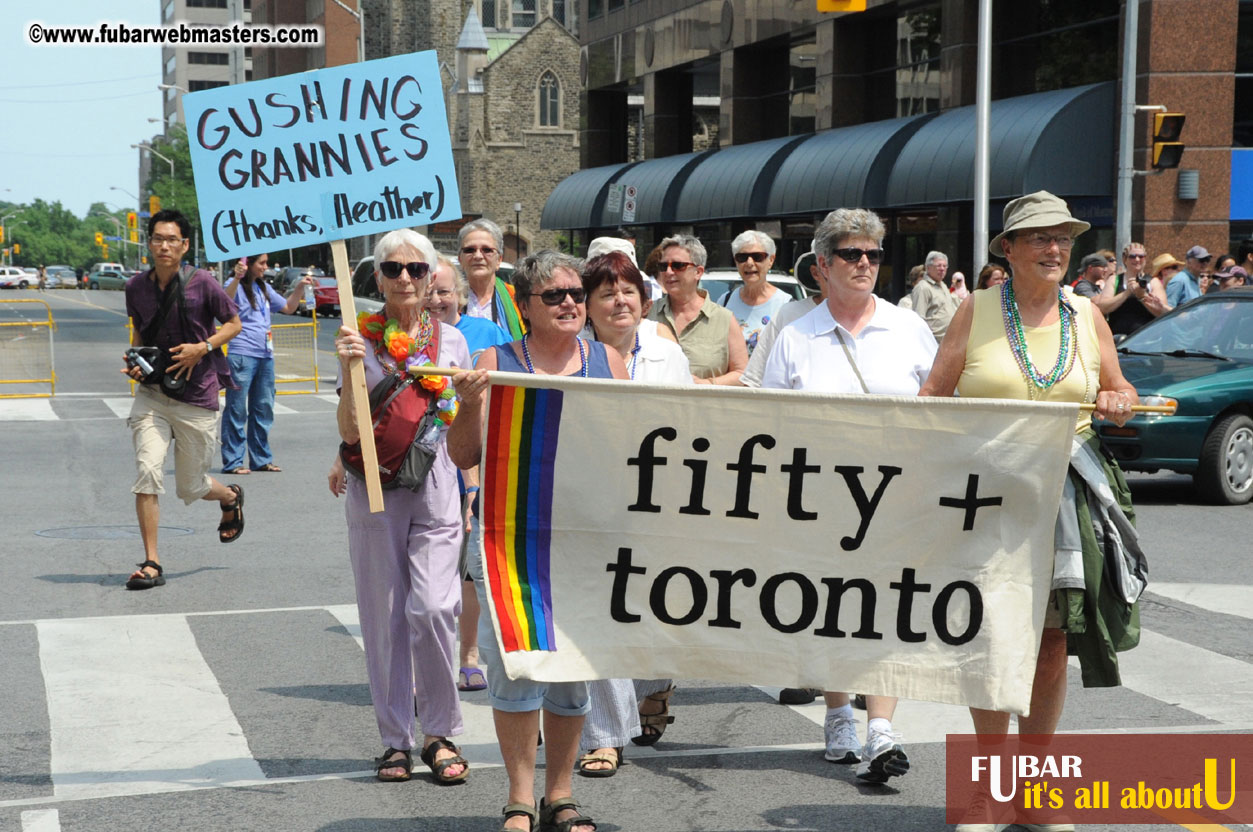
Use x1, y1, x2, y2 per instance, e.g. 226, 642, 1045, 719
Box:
672, 136, 807, 222
766, 114, 933, 214
601, 150, 711, 226
885, 82, 1116, 206
539, 162, 632, 230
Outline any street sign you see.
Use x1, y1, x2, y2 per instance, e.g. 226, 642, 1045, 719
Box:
622, 197, 637, 223
605, 184, 624, 214
105, 235, 123, 242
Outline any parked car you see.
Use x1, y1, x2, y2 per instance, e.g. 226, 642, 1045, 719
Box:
1101, 289, 1253, 504
0, 266, 31, 288
698, 270, 810, 303
86, 269, 128, 290
351, 256, 383, 314
273, 266, 324, 294
46, 266, 75, 287
298, 276, 341, 317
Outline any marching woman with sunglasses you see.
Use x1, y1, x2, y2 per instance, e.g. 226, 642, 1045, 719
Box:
449, 250, 627, 832
649, 234, 748, 385
762, 209, 937, 785
332, 230, 474, 787
718, 230, 789, 355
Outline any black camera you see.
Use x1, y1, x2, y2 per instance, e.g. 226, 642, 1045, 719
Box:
1135, 274, 1149, 288
125, 347, 161, 383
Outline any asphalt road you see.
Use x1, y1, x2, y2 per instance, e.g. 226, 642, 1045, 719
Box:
0, 287, 1249, 832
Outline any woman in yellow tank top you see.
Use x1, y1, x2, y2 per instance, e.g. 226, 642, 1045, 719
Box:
921, 193, 1142, 832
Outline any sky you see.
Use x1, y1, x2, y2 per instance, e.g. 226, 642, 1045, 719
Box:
1, 2, 163, 218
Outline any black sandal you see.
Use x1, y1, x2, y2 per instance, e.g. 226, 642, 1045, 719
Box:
374, 747, 412, 782
631, 685, 675, 747
420, 738, 469, 784
125, 560, 165, 590
538, 796, 596, 832
218, 484, 245, 544
500, 802, 537, 832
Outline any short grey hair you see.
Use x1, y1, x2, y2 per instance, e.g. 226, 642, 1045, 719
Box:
514, 250, 585, 299
436, 254, 468, 307
731, 230, 776, 258
658, 234, 707, 268
457, 218, 504, 254
373, 228, 437, 270
812, 209, 886, 260
925, 250, 948, 268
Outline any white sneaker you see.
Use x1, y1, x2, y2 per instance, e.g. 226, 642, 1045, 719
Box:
954, 789, 1011, 831
1019, 824, 1075, 832
857, 726, 909, 783
822, 712, 860, 763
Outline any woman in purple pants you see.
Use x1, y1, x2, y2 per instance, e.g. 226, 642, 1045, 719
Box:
332, 229, 473, 785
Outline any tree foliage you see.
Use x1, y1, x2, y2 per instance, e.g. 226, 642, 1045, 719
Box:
1, 200, 133, 271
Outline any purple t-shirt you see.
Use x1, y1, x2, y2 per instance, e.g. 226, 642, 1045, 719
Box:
230, 281, 288, 358
125, 267, 238, 411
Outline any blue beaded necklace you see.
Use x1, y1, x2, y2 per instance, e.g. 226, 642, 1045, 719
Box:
999, 279, 1077, 396
521, 335, 588, 377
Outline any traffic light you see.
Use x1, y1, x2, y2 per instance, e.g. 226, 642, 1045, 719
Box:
0, 226, 4, 244
12, 243, 19, 255
149, 194, 161, 215
127, 211, 137, 230
817, 0, 866, 9
95, 231, 104, 246
1152, 112, 1185, 169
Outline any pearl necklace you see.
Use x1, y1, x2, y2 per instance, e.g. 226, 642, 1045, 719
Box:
1000, 279, 1077, 398
521, 335, 588, 377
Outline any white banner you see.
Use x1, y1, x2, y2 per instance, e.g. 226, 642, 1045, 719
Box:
478, 378, 1078, 714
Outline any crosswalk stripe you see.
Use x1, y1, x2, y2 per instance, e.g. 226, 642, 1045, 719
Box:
1113, 628, 1253, 726
102, 398, 133, 419
0, 400, 56, 420
20, 809, 59, 832
37, 616, 264, 799
1149, 582, 1253, 621
272, 402, 298, 415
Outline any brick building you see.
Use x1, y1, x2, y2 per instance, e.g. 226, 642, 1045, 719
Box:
543, 0, 1249, 298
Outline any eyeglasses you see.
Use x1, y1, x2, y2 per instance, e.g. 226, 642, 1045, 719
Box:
734, 251, 769, 264
659, 261, 694, 273
460, 245, 498, 257
378, 261, 431, 280
149, 236, 186, 248
532, 287, 586, 305
831, 247, 885, 265
1125, 253, 1146, 260
1022, 233, 1074, 250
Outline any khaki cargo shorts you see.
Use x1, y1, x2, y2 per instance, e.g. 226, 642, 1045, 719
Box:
128, 385, 220, 504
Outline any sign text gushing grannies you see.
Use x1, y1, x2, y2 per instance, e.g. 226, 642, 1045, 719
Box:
478, 378, 1079, 715
182, 52, 459, 260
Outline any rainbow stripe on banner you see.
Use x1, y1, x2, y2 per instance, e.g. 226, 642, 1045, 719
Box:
483, 385, 563, 652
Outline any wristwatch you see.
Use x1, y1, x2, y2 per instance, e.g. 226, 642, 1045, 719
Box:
203, 340, 213, 355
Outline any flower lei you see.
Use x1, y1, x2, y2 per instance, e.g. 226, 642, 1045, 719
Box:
358, 310, 459, 425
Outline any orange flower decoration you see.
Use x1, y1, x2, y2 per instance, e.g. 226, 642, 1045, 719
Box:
419, 375, 448, 394
388, 332, 413, 360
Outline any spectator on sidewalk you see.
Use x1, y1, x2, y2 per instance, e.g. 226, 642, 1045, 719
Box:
1167, 245, 1209, 307
909, 250, 957, 340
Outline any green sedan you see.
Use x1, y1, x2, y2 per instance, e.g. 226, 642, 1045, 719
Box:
87, 269, 128, 290
1101, 289, 1253, 505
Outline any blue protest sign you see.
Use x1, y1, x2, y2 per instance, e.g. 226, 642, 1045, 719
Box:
182, 51, 460, 261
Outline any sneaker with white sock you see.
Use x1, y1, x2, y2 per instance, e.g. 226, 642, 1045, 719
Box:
954, 789, 1010, 832
857, 725, 909, 783
822, 712, 860, 763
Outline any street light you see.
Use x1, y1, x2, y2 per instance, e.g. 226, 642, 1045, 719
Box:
513, 201, 522, 260
110, 186, 139, 203
132, 143, 175, 179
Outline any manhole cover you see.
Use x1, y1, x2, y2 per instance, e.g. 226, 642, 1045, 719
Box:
35, 525, 195, 540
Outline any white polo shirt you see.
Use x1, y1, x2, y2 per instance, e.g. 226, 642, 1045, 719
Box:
761, 296, 938, 394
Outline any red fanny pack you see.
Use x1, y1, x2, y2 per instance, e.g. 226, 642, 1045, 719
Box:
339, 325, 442, 491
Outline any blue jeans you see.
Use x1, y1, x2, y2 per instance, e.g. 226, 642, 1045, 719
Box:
221, 352, 276, 470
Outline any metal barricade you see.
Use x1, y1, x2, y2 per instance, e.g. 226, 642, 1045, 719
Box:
125, 316, 321, 396
0, 299, 56, 398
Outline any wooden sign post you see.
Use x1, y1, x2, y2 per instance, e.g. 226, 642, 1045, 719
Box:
180, 52, 462, 513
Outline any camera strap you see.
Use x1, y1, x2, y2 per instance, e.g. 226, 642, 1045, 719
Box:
140, 265, 194, 347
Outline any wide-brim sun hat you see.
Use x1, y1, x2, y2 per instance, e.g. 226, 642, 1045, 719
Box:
586, 236, 638, 266
1150, 253, 1184, 278
793, 250, 820, 294
988, 191, 1091, 257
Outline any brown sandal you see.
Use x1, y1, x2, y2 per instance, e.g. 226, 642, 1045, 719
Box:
631, 685, 675, 747
577, 747, 621, 778
420, 738, 469, 784
374, 747, 411, 782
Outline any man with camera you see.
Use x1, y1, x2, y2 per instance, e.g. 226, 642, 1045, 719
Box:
120, 210, 244, 590
1097, 241, 1169, 337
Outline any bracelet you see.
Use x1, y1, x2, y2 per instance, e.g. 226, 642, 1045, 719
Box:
465, 486, 480, 493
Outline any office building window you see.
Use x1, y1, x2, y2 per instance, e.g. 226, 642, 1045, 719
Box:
993, 0, 1117, 99
1236, 0, 1253, 146
163, 1, 175, 22
188, 51, 229, 65
165, 55, 177, 76
186, 0, 229, 7
511, 0, 536, 28
538, 71, 560, 127
588, 0, 603, 20
864, 6, 940, 120
608, 0, 623, 12
188, 80, 228, 91
482, 0, 497, 28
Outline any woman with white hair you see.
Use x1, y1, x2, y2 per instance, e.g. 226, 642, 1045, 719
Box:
719, 230, 789, 354
332, 229, 475, 786
458, 218, 526, 338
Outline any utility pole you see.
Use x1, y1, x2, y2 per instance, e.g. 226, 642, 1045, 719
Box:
1115, 0, 1140, 258
972, 0, 992, 272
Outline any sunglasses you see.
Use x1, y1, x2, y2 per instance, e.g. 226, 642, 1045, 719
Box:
831, 247, 885, 265
734, 251, 769, 264
461, 245, 497, 256
379, 261, 431, 280
659, 261, 694, 273
532, 287, 586, 305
